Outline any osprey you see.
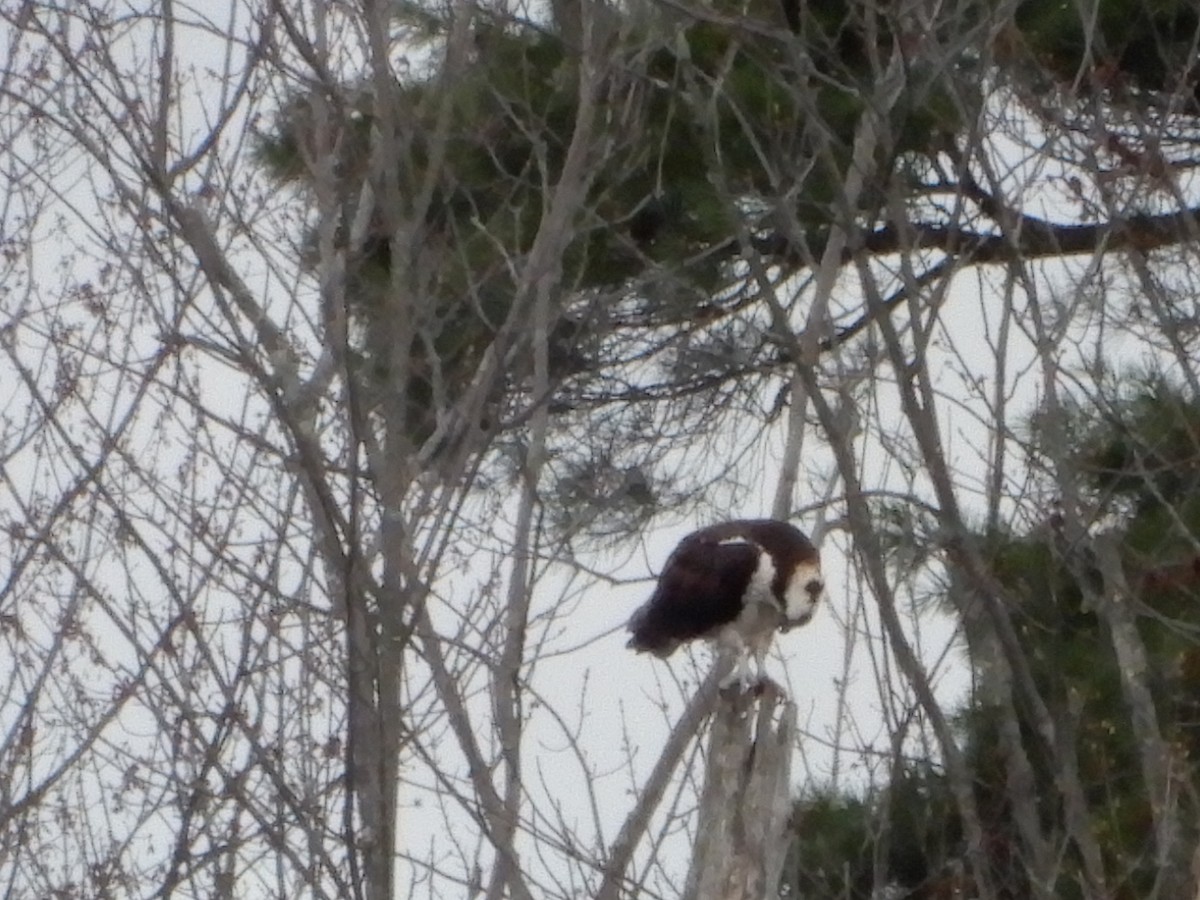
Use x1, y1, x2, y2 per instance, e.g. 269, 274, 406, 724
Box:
627, 519, 824, 687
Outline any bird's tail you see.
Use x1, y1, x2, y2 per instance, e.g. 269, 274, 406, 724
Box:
626, 603, 679, 657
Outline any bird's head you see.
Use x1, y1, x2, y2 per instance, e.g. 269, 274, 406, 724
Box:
779, 557, 824, 629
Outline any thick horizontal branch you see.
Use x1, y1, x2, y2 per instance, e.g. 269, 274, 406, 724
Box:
865, 204, 1200, 261
751, 202, 1200, 267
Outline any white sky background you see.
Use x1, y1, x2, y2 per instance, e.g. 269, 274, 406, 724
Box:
396, 251, 1091, 892
3, 2, 1199, 898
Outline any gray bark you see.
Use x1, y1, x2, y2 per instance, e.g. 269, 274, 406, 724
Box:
684, 685, 797, 900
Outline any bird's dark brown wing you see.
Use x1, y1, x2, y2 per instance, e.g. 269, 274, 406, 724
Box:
627, 536, 759, 656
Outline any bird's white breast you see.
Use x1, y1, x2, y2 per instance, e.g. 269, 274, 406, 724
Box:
716, 538, 777, 604
743, 543, 777, 606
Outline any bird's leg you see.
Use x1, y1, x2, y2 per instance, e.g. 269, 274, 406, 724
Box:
718, 654, 752, 691
754, 643, 769, 685
717, 633, 754, 691
746, 632, 783, 696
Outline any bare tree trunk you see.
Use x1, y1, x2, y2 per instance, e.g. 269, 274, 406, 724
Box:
684, 686, 797, 900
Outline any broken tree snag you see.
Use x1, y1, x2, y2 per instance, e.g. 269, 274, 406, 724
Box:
684, 682, 798, 900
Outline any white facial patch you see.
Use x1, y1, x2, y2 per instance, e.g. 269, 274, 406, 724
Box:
783, 560, 824, 622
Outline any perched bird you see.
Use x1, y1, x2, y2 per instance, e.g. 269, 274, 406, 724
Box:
627, 519, 824, 688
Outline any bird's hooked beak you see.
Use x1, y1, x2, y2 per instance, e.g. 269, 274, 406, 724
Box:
779, 611, 814, 633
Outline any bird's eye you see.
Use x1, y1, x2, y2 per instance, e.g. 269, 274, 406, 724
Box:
805, 579, 824, 598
